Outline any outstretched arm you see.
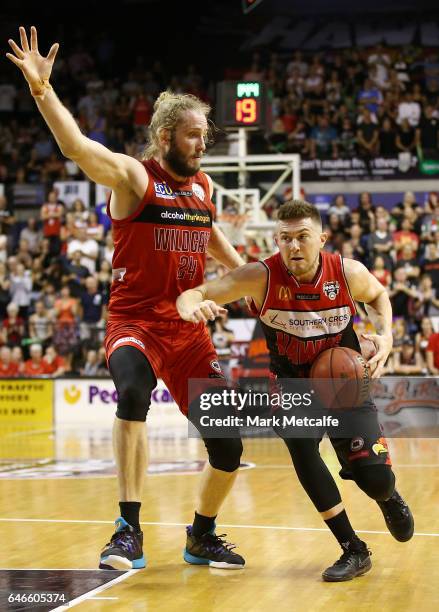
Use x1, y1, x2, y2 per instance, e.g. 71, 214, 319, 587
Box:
6, 27, 146, 202
176, 262, 267, 324
343, 258, 393, 378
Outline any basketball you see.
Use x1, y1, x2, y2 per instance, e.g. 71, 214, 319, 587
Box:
310, 347, 371, 410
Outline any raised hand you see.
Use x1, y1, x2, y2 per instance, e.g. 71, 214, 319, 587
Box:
6, 26, 59, 97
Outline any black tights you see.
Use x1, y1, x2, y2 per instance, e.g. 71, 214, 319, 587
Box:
282, 437, 395, 512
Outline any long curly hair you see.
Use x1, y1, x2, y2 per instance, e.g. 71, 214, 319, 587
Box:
141, 91, 212, 160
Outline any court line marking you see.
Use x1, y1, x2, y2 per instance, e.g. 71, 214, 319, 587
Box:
0, 517, 437, 537
50, 568, 137, 611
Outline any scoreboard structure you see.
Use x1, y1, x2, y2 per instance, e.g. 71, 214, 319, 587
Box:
216, 81, 267, 129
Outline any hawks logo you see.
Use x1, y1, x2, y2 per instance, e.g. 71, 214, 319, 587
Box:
192, 183, 205, 201
323, 280, 340, 300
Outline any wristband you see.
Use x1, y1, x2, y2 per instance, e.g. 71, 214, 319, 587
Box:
30, 79, 52, 100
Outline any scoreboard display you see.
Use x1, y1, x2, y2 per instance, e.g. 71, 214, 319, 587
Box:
216, 81, 266, 128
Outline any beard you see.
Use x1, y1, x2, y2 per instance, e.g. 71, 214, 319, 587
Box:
164, 136, 200, 177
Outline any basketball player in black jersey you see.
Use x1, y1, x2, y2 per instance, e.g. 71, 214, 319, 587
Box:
177, 200, 414, 582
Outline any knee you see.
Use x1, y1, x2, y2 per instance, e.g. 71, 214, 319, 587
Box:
116, 383, 151, 422
353, 464, 395, 501
205, 438, 243, 472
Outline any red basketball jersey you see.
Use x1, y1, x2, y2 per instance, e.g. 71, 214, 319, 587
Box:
108, 159, 214, 322
259, 250, 359, 376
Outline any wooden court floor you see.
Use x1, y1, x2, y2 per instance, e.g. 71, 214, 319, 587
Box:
0, 425, 438, 612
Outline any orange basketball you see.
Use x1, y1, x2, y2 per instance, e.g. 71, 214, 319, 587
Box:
310, 347, 371, 410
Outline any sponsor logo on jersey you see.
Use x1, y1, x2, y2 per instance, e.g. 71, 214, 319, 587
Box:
350, 436, 364, 452
154, 182, 175, 199
323, 280, 340, 300
295, 293, 320, 300
112, 337, 146, 350
192, 183, 205, 201
269, 313, 287, 329
277, 285, 292, 300
210, 360, 222, 373
262, 306, 351, 338
160, 210, 210, 224
372, 437, 388, 456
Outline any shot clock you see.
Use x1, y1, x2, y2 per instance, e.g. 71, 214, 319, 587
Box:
216, 81, 266, 128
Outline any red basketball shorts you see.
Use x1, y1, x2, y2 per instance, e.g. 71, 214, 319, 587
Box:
105, 319, 223, 415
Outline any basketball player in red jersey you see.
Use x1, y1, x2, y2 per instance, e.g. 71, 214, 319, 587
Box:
7, 27, 245, 570
178, 200, 414, 581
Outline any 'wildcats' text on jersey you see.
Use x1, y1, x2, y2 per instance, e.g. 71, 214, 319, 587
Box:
259, 250, 360, 377
107, 159, 215, 322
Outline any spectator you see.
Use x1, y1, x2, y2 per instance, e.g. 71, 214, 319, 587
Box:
28, 300, 53, 346
357, 78, 383, 114
366, 216, 393, 269
9, 346, 24, 374
0, 195, 15, 253
396, 118, 416, 154
393, 218, 420, 260
338, 118, 357, 158
327, 195, 350, 225
393, 337, 424, 374
415, 317, 435, 365
416, 105, 439, 159
0, 346, 19, 377
43, 345, 66, 377
53, 285, 79, 355
71, 199, 89, 225
64, 250, 90, 298
426, 331, 439, 375
379, 118, 398, 156
67, 227, 99, 274
389, 267, 418, 318
267, 119, 289, 153
420, 206, 439, 244
309, 115, 338, 159
79, 276, 107, 341
41, 190, 63, 256
394, 243, 420, 281
16, 238, 33, 269
23, 343, 49, 377
0, 261, 11, 319
392, 190, 422, 222
371, 255, 391, 288
414, 275, 439, 318
19, 218, 42, 255
356, 109, 379, 166
81, 349, 101, 376
86, 211, 105, 242
397, 90, 421, 127
420, 243, 439, 286
9, 262, 32, 318
356, 191, 375, 234
287, 120, 309, 156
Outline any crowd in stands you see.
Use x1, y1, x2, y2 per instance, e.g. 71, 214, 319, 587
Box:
259, 46, 439, 162
0, 39, 438, 377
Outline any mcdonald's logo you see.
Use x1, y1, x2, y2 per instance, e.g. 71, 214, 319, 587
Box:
278, 285, 292, 301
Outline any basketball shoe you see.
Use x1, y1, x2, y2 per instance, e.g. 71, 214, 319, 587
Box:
322, 540, 371, 582
377, 490, 414, 542
99, 517, 145, 570
184, 526, 245, 569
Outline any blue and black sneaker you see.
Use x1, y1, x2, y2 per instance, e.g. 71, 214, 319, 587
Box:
99, 517, 146, 570
183, 526, 245, 569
